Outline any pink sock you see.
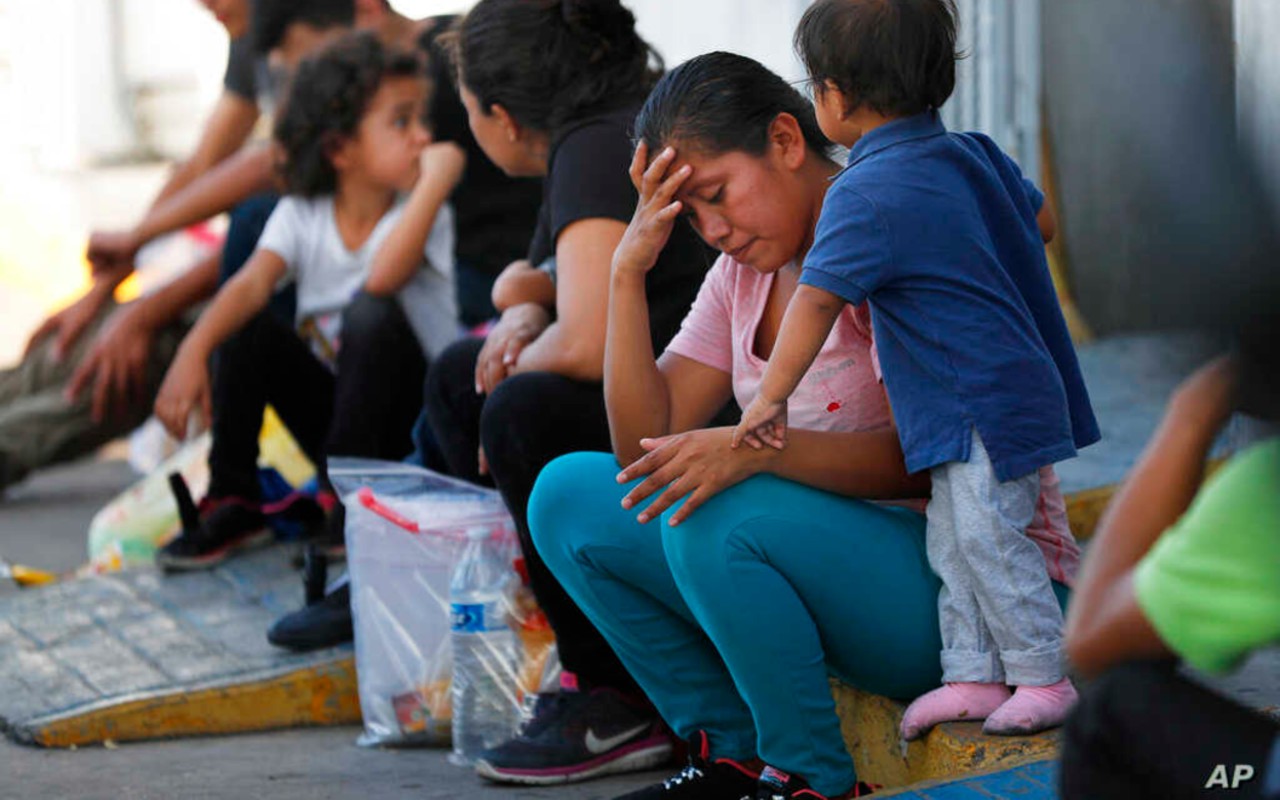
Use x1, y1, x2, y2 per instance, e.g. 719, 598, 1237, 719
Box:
899, 682, 1012, 741
982, 678, 1078, 735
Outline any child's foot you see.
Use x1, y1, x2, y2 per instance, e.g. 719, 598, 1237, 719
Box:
982, 678, 1078, 736
899, 682, 1011, 740
155, 495, 271, 572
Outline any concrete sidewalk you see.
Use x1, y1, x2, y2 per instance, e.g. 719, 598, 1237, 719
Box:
0, 461, 667, 799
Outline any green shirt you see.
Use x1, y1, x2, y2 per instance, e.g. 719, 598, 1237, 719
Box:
1134, 438, 1280, 674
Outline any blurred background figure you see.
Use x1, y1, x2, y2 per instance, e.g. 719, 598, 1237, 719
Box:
1049, 1, 1279, 797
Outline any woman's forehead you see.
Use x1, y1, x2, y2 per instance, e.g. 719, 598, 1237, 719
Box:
669, 147, 763, 189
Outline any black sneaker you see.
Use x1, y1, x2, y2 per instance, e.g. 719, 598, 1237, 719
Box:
266, 581, 353, 650
755, 765, 879, 799
156, 495, 272, 571
474, 687, 673, 785
614, 730, 760, 799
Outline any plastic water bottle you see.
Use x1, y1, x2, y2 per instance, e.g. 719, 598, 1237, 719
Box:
449, 526, 519, 765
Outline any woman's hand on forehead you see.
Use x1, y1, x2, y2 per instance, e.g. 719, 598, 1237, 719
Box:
613, 142, 693, 277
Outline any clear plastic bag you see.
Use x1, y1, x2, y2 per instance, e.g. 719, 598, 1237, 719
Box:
330, 458, 556, 749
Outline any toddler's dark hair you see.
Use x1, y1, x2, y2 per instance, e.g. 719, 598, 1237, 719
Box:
635, 52, 832, 159
273, 32, 422, 196
795, 0, 960, 117
454, 0, 663, 133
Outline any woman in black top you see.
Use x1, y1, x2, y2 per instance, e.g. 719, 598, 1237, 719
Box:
423, 0, 713, 786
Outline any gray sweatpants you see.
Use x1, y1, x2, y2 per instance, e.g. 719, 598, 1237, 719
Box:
926, 429, 1066, 686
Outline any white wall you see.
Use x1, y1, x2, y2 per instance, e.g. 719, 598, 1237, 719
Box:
1235, 0, 1280, 205
632, 0, 811, 82
0, 0, 222, 169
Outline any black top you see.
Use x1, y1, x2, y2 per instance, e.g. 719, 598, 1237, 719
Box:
528, 104, 715, 353
423, 38, 542, 276
223, 36, 257, 101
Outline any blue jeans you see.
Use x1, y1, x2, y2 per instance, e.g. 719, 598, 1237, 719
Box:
530, 452, 1068, 795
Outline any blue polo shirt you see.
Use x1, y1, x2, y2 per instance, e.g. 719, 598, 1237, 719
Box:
800, 111, 1099, 481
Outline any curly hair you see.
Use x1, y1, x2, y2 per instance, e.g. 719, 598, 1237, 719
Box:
272, 32, 422, 196
454, 0, 663, 134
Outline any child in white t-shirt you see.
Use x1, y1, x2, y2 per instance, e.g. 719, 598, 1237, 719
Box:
152, 32, 456, 570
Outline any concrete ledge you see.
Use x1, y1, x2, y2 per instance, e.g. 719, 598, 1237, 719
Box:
12, 658, 360, 748
871, 758, 1057, 798
833, 683, 1059, 789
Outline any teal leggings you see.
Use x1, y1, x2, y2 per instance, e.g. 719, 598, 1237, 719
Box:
529, 452, 1068, 795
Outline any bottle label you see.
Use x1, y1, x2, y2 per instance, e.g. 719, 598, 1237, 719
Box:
451, 602, 486, 633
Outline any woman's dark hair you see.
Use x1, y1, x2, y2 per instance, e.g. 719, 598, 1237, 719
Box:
795, 0, 960, 117
273, 32, 422, 196
417, 16, 468, 142
454, 0, 663, 133
634, 52, 833, 159
252, 0, 356, 56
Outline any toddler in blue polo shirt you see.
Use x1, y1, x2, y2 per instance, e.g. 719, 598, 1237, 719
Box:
733, 0, 1100, 739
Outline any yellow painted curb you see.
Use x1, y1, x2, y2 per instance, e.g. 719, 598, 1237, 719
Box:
868, 755, 1058, 797
1064, 482, 1118, 541
22, 657, 361, 748
833, 682, 1058, 789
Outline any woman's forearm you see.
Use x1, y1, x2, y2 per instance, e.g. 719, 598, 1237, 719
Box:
764, 427, 930, 499
605, 270, 672, 464
511, 320, 604, 383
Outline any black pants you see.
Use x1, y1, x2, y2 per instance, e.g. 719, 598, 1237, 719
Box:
208, 292, 426, 499
1061, 660, 1279, 800
424, 336, 641, 694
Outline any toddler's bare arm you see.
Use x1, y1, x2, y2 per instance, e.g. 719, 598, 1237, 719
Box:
732, 284, 846, 449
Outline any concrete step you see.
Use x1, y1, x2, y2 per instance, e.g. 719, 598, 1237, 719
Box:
0, 546, 359, 747
873, 759, 1057, 799
833, 683, 1058, 790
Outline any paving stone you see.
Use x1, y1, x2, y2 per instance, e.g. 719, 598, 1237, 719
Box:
0, 546, 345, 740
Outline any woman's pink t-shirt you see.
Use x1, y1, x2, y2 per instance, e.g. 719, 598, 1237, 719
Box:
664, 254, 1080, 586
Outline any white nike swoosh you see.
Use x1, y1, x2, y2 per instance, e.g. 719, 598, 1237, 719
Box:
584, 722, 651, 755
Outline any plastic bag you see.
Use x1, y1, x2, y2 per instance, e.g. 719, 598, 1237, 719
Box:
87, 431, 212, 571
331, 458, 556, 748
87, 407, 315, 572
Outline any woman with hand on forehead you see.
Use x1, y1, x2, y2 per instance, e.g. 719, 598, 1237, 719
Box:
528, 52, 1078, 800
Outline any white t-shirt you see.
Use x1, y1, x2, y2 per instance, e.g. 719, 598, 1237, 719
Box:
256, 194, 459, 365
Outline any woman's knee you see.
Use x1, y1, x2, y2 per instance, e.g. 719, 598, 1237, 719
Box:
529, 452, 644, 593
477, 372, 567, 459
657, 474, 788, 575
659, 501, 744, 588
528, 452, 614, 559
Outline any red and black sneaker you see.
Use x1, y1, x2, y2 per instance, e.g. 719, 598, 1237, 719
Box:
755, 765, 879, 799
613, 730, 760, 799
155, 494, 272, 572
